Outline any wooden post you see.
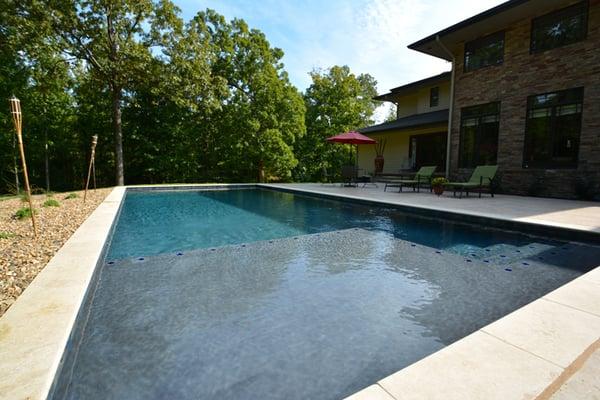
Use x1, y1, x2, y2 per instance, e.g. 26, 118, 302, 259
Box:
84, 135, 98, 203
9, 96, 37, 237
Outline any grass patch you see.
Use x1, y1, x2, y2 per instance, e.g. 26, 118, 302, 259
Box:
14, 207, 37, 220
0, 231, 15, 239
64, 193, 79, 200
43, 198, 60, 207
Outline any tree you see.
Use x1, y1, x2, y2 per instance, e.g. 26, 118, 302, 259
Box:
174, 11, 305, 182
384, 103, 398, 122
1, 0, 78, 192
23, 0, 182, 185
212, 16, 305, 182
295, 65, 379, 181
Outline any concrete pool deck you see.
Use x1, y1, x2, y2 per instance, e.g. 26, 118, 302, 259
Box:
0, 183, 598, 400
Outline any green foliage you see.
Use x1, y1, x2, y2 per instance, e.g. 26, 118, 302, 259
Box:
0, 3, 373, 189
64, 193, 79, 199
295, 65, 379, 181
14, 207, 37, 220
431, 177, 449, 187
43, 198, 60, 207
384, 105, 398, 122
0, 231, 15, 239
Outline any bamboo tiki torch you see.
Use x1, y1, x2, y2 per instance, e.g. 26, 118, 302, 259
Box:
9, 96, 37, 237
84, 135, 98, 203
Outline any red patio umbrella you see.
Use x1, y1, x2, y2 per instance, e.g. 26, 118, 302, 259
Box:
326, 131, 376, 145
326, 131, 376, 168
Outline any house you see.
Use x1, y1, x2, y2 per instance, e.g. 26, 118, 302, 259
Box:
362, 0, 600, 199
357, 73, 451, 175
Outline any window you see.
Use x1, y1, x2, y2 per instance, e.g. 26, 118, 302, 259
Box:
464, 31, 504, 72
430, 87, 439, 107
523, 88, 583, 169
459, 102, 500, 168
531, 1, 588, 53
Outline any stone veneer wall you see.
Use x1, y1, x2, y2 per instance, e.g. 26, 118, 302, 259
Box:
449, 0, 600, 199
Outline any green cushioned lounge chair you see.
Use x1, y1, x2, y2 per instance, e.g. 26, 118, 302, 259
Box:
445, 165, 498, 198
384, 166, 437, 193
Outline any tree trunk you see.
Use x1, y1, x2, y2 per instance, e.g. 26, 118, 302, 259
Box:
112, 86, 125, 186
258, 160, 265, 183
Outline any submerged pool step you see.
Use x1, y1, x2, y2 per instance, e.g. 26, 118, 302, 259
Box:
54, 227, 600, 400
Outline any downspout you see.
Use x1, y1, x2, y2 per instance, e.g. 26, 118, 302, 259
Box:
436, 35, 455, 179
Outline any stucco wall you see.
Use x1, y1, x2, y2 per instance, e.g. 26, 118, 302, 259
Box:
358, 124, 448, 175
397, 81, 451, 118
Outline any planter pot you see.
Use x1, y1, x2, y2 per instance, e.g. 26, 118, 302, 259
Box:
433, 185, 444, 196
374, 156, 384, 174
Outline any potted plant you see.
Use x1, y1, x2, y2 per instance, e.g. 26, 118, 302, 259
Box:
373, 139, 386, 174
431, 177, 448, 196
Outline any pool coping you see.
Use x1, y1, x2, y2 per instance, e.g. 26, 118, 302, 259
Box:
0, 184, 598, 400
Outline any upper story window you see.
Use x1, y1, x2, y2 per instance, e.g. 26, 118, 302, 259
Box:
430, 87, 439, 107
531, 1, 588, 53
464, 31, 504, 72
459, 102, 500, 168
523, 87, 583, 169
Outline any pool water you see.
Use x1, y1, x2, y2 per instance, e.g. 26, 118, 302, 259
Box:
110, 188, 565, 260
51, 188, 600, 400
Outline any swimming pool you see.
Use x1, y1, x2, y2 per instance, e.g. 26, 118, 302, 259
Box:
50, 188, 600, 400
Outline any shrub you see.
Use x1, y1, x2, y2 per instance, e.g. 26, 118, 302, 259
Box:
0, 231, 15, 239
431, 177, 448, 187
527, 174, 545, 197
574, 177, 599, 201
43, 199, 60, 207
14, 207, 37, 220
64, 193, 79, 200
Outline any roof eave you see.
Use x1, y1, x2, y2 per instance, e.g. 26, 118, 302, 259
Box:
407, 0, 532, 59
361, 120, 447, 135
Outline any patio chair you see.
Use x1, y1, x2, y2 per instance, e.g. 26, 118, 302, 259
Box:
383, 166, 437, 193
341, 165, 358, 187
445, 165, 498, 198
321, 166, 334, 184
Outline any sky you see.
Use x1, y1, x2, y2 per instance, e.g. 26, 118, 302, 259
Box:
174, 0, 506, 121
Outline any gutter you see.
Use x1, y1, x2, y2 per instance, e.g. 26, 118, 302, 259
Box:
436, 35, 455, 178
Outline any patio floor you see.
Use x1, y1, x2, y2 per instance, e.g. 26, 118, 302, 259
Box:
263, 183, 600, 234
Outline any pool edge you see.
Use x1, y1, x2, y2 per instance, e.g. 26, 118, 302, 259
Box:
259, 183, 600, 244
0, 186, 126, 400
0, 184, 598, 400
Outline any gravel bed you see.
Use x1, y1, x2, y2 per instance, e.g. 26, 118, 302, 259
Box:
0, 188, 111, 317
